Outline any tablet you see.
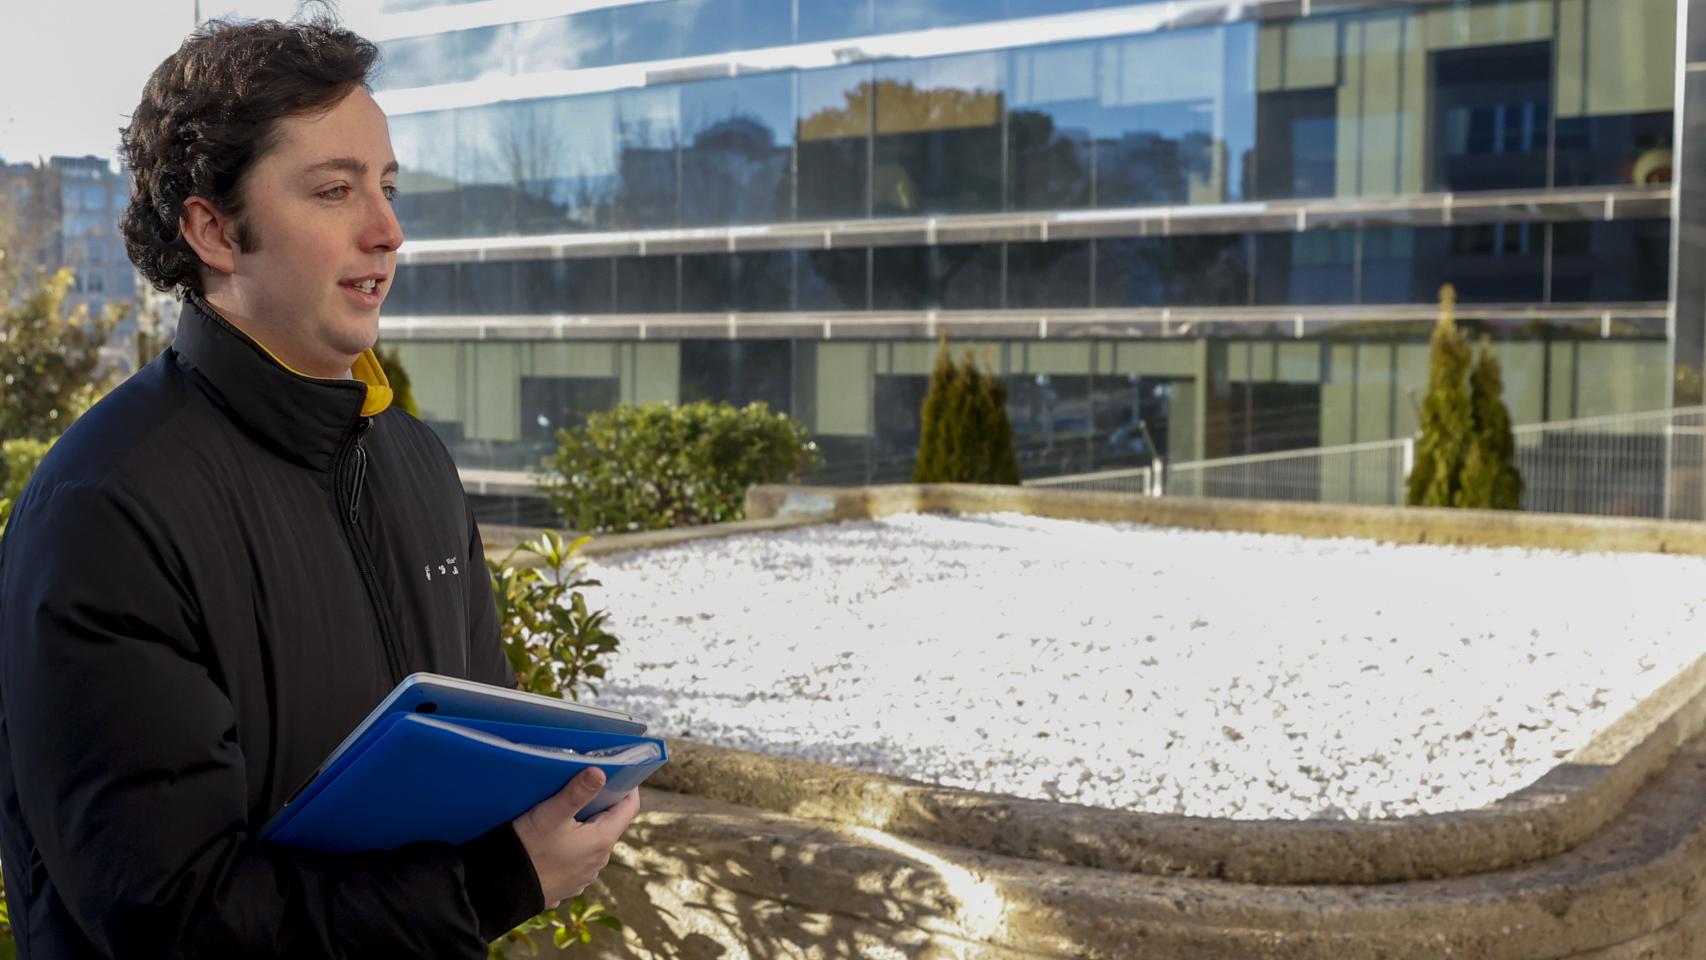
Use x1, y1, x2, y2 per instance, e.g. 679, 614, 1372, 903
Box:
279, 673, 647, 809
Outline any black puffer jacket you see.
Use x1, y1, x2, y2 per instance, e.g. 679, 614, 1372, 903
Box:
0, 295, 542, 958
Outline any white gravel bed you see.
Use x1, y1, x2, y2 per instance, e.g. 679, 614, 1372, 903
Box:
580, 513, 1706, 820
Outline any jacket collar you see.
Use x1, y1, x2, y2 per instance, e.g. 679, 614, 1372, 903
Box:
170, 294, 394, 472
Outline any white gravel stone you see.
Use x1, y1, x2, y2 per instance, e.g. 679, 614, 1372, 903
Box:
579, 512, 1706, 820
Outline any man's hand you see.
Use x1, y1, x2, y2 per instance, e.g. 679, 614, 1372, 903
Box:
512, 769, 641, 907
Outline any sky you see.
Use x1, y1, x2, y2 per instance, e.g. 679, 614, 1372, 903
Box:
0, 0, 322, 167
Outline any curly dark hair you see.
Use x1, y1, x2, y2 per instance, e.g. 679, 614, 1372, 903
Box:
120, 15, 378, 296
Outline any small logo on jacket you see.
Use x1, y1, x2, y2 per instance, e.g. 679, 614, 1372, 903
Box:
424, 556, 461, 582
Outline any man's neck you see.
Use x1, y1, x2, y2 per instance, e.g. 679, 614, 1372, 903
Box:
199, 292, 354, 379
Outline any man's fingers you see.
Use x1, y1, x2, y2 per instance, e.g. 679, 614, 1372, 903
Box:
540, 767, 607, 821
586, 787, 641, 836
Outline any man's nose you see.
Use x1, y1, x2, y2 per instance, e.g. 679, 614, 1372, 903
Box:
361, 190, 405, 253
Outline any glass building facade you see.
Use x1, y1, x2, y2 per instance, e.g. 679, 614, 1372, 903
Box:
353, 0, 1684, 510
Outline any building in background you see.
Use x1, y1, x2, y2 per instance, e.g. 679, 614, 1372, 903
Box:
283, 0, 1685, 515
0, 155, 136, 331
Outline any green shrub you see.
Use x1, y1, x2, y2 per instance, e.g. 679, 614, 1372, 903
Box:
540, 402, 822, 533
913, 338, 1020, 485
1459, 336, 1523, 510
1407, 285, 1474, 508
485, 530, 626, 955
373, 345, 421, 418
0, 437, 53, 537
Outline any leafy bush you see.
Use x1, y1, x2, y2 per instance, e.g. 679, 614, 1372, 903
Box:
913, 338, 1020, 485
486, 531, 626, 956
0, 437, 52, 538
540, 402, 821, 533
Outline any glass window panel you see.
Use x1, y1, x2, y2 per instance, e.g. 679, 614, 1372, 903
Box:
515, 94, 619, 235
615, 87, 681, 228
937, 244, 1004, 310
612, 2, 687, 63
376, 33, 469, 90
512, 11, 614, 74
385, 263, 455, 315
1004, 0, 1102, 17
1361, 225, 1544, 304
681, 341, 793, 412
1097, 25, 1256, 207
679, 0, 793, 58
875, 0, 985, 34
516, 259, 615, 314
797, 65, 872, 220
1253, 87, 1338, 200
1008, 241, 1091, 308
873, 53, 1003, 215
459, 25, 515, 84
1429, 41, 1551, 192
1254, 231, 1355, 305
390, 111, 462, 240
1166, 235, 1253, 306
1007, 43, 1096, 211
1094, 237, 1167, 307
797, 249, 869, 311
454, 261, 518, 314
681, 74, 795, 226
616, 256, 679, 313
1553, 111, 1673, 187
456, 103, 526, 237
799, 0, 872, 44
1359, 227, 1425, 304
1549, 220, 1670, 303
681, 254, 735, 312
872, 246, 934, 310
733, 252, 795, 312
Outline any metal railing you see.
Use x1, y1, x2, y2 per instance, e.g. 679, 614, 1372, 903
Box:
1026, 406, 1706, 521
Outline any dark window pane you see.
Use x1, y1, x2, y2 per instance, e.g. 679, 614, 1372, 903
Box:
1094, 238, 1167, 307
799, 0, 873, 44
385, 263, 455, 315
1007, 43, 1096, 211
1359, 227, 1426, 304
681, 74, 794, 226
1549, 220, 1670, 302
1254, 88, 1338, 200
733, 252, 795, 312
454, 261, 518, 314
873, 54, 1003, 215
1254, 231, 1355, 305
391, 111, 461, 240
521, 376, 619, 443
798, 249, 868, 311
1167, 235, 1253, 306
1008, 241, 1090, 308
681, 341, 793, 412
512, 11, 614, 74
515, 94, 619, 235
517, 259, 614, 314
1554, 111, 1674, 188
615, 88, 681, 228
1430, 42, 1551, 192
798, 65, 872, 220
937, 244, 1004, 309
681, 254, 735, 312
616, 256, 678, 313
873, 246, 934, 310
1362, 226, 1544, 304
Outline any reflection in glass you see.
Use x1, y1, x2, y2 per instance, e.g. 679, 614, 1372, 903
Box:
797, 65, 873, 220
517, 95, 619, 235
681, 341, 793, 412
456, 103, 526, 236
798, 0, 873, 44
681, 254, 735, 312
873, 54, 1003, 215
1007, 43, 1096, 211
1008, 241, 1090, 308
390, 111, 460, 240
615, 87, 682, 228
733, 252, 795, 312
516, 260, 615, 314
797, 249, 869, 311
1429, 42, 1551, 192
616, 256, 679, 313
455, 261, 517, 315
681, 74, 794, 226
872, 247, 933, 310
1549, 221, 1671, 303
1255, 231, 1354, 305
512, 11, 614, 74
938, 244, 1003, 310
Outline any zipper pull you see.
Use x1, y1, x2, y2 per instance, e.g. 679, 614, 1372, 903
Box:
347, 417, 372, 525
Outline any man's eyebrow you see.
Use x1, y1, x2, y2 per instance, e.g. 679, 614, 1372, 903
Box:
299, 158, 401, 178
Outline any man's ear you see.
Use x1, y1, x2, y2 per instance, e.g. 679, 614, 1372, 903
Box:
180, 197, 240, 277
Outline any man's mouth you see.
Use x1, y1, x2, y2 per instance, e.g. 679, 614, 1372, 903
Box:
342, 278, 381, 293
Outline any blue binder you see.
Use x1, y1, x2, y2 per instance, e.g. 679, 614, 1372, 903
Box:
261, 679, 667, 854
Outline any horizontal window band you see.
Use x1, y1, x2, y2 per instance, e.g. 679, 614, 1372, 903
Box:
379, 302, 1667, 342
396, 186, 1671, 265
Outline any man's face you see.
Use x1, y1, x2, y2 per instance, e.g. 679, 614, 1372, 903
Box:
223, 88, 403, 376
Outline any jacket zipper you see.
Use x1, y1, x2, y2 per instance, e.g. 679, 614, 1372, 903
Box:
334, 417, 407, 686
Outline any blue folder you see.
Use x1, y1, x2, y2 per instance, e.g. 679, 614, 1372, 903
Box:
261, 708, 667, 854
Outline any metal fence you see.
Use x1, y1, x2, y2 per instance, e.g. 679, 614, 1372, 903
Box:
1025, 406, 1706, 521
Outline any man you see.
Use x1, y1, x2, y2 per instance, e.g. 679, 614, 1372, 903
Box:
0, 16, 638, 958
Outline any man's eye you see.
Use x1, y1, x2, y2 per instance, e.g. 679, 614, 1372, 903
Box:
382, 184, 400, 202
319, 186, 350, 200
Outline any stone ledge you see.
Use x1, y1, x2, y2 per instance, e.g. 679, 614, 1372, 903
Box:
590, 726, 1706, 958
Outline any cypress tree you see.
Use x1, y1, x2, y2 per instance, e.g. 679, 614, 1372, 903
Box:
1459, 336, 1523, 509
913, 336, 957, 482
912, 339, 1020, 485
1407, 284, 1474, 507
984, 361, 1021, 485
